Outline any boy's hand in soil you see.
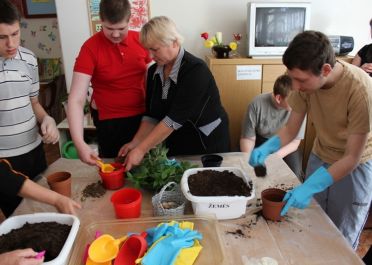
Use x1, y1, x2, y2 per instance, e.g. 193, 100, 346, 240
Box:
280, 166, 334, 216
0, 248, 44, 265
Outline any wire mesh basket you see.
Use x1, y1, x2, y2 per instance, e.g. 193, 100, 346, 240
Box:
152, 182, 186, 216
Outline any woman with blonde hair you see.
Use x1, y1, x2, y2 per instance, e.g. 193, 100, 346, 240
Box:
120, 16, 230, 170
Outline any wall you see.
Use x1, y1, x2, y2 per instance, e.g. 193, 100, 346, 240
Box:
55, 0, 90, 90
20, 18, 62, 59
55, 0, 372, 91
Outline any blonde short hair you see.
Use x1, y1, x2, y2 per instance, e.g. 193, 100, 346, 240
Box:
140, 16, 184, 48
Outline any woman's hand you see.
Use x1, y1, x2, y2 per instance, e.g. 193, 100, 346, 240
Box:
0, 249, 44, 265
123, 148, 145, 171
118, 140, 139, 158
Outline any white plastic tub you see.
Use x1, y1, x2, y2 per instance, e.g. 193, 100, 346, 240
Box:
0, 213, 80, 265
181, 167, 255, 220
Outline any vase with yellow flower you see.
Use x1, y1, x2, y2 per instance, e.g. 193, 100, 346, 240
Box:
201, 32, 238, 59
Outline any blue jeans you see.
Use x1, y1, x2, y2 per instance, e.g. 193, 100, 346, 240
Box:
306, 152, 372, 249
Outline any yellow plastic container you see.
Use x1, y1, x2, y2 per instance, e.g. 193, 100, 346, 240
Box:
67, 215, 226, 265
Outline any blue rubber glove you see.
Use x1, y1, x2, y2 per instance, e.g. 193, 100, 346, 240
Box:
141, 226, 202, 265
280, 166, 334, 216
165, 158, 180, 167
249, 135, 281, 167
146, 223, 171, 245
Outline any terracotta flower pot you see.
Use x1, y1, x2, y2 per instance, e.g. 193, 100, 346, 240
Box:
261, 188, 286, 221
47, 171, 72, 197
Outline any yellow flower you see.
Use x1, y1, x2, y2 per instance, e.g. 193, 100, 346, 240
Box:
229, 42, 237, 51
204, 40, 214, 48
211, 36, 218, 45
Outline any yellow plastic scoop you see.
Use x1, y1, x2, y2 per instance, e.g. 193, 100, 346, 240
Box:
96, 160, 115, 173
86, 257, 112, 265
88, 234, 128, 263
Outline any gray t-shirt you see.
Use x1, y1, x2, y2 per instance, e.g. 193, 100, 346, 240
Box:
241, 93, 305, 139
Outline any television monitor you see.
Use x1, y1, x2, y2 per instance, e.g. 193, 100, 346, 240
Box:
247, 2, 311, 57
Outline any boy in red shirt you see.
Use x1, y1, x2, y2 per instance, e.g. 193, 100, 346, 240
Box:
68, 0, 151, 164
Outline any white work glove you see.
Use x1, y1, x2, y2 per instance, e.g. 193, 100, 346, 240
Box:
41, 115, 59, 144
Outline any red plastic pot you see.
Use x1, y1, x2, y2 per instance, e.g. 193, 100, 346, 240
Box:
111, 188, 142, 219
98, 163, 125, 190
261, 188, 286, 221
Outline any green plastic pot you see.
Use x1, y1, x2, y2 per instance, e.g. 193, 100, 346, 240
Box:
62, 141, 79, 159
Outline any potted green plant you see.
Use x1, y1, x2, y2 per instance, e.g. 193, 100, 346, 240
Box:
126, 144, 196, 191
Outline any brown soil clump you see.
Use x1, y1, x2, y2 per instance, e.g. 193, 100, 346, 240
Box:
188, 170, 252, 196
81, 180, 106, 201
0, 222, 71, 262
226, 228, 245, 238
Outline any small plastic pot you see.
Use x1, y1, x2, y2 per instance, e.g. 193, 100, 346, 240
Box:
62, 141, 79, 159
201, 154, 223, 167
111, 188, 142, 219
261, 188, 286, 221
254, 165, 267, 177
98, 163, 125, 190
47, 171, 72, 197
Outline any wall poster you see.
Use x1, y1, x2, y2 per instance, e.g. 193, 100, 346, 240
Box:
87, 0, 151, 35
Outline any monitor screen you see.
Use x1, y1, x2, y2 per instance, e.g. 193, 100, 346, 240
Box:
255, 7, 307, 47
247, 2, 311, 57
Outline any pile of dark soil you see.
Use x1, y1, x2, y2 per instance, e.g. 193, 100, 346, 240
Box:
81, 180, 106, 202
0, 222, 71, 262
188, 170, 252, 196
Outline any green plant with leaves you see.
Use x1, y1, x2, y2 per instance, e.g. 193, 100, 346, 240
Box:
126, 144, 196, 191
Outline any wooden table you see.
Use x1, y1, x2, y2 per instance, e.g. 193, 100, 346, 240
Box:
13, 153, 363, 265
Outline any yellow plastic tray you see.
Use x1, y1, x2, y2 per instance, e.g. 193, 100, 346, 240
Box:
68, 215, 226, 265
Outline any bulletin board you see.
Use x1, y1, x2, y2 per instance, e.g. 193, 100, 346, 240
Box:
87, 0, 151, 35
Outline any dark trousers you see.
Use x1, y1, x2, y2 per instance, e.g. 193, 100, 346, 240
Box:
255, 134, 303, 179
364, 247, 372, 265
1, 143, 47, 217
91, 109, 142, 158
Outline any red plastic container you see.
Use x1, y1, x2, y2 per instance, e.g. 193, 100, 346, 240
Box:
98, 163, 125, 190
111, 188, 142, 219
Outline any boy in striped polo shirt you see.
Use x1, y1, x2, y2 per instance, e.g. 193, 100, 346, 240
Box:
0, 0, 59, 216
